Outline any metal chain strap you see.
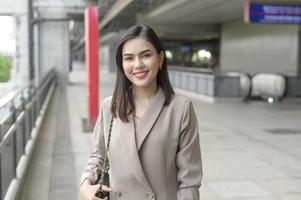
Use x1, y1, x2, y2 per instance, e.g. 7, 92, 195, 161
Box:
98, 115, 114, 186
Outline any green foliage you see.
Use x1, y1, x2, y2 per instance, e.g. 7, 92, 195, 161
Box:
0, 54, 12, 82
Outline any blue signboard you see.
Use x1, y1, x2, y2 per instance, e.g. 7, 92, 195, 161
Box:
245, 1, 301, 25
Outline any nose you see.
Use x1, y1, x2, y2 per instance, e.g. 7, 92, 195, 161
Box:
134, 57, 144, 69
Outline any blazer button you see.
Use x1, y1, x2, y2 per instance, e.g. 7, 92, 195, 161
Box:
146, 192, 155, 200
114, 190, 122, 197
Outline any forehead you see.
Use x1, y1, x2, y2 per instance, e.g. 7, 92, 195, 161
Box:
122, 37, 156, 54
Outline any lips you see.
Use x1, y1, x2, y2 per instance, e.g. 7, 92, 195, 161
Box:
133, 71, 148, 79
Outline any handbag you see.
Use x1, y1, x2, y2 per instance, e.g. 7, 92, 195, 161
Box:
96, 116, 114, 198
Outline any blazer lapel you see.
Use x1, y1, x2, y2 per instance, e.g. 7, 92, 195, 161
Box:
118, 116, 152, 191
136, 87, 165, 150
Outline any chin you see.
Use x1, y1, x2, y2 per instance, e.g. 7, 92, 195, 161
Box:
132, 82, 150, 88
132, 79, 154, 88
130, 75, 157, 89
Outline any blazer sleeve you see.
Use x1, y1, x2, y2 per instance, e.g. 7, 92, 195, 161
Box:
176, 100, 203, 200
80, 102, 107, 185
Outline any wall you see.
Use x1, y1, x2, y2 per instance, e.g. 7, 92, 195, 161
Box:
39, 21, 69, 82
220, 19, 299, 76
36, 5, 70, 83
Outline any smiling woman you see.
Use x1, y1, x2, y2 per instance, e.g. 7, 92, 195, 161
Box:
80, 24, 203, 200
122, 37, 164, 95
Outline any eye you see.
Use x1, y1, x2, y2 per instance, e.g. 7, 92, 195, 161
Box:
143, 54, 151, 58
124, 56, 133, 61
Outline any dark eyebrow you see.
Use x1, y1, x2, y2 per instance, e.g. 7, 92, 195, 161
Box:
123, 49, 153, 57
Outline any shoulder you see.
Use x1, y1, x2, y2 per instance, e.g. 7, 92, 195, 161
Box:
101, 96, 112, 107
165, 94, 194, 117
170, 95, 198, 131
169, 94, 192, 108
100, 96, 112, 114
163, 95, 197, 130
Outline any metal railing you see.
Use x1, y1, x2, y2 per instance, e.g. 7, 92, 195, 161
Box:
0, 69, 56, 199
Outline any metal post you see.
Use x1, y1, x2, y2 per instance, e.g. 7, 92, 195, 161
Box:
9, 103, 17, 178
27, 89, 32, 137
30, 87, 35, 129
28, 0, 34, 81
36, 74, 41, 113
21, 93, 26, 153
31, 86, 36, 124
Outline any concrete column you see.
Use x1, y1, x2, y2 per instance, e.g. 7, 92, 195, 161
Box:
36, 5, 70, 84
33, 10, 41, 86
11, 0, 30, 87
38, 20, 70, 83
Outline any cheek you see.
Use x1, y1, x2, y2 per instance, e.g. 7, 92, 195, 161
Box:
149, 59, 160, 71
123, 64, 132, 78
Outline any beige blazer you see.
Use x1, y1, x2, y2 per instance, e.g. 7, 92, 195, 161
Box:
81, 87, 203, 200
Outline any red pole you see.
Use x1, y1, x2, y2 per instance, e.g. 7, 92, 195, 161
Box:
85, 6, 99, 125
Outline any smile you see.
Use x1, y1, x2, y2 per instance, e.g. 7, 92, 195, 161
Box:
133, 71, 148, 79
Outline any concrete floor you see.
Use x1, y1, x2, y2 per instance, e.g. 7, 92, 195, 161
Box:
19, 62, 301, 200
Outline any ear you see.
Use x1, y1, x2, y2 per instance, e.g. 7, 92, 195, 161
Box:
159, 51, 164, 65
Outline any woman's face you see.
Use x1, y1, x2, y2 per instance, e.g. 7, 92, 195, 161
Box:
122, 37, 164, 90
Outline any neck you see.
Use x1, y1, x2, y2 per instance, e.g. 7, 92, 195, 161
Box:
132, 83, 158, 103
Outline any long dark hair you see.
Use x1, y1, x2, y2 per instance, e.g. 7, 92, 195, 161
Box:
111, 24, 175, 122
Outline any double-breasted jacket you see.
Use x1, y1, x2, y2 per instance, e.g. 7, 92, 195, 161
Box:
81, 87, 203, 200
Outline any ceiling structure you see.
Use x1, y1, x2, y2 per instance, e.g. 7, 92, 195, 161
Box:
72, 0, 301, 52
140, 0, 244, 25
98, 0, 245, 40
72, 0, 245, 53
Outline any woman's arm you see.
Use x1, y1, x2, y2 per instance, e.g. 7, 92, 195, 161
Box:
80, 100, 113, 200
176, 100, 203, 200
80, 101, 107, 185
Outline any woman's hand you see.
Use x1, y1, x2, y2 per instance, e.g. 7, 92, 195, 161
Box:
80, 179, 112, 200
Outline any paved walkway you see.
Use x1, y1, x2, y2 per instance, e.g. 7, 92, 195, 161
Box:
19, 62, 301, 200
